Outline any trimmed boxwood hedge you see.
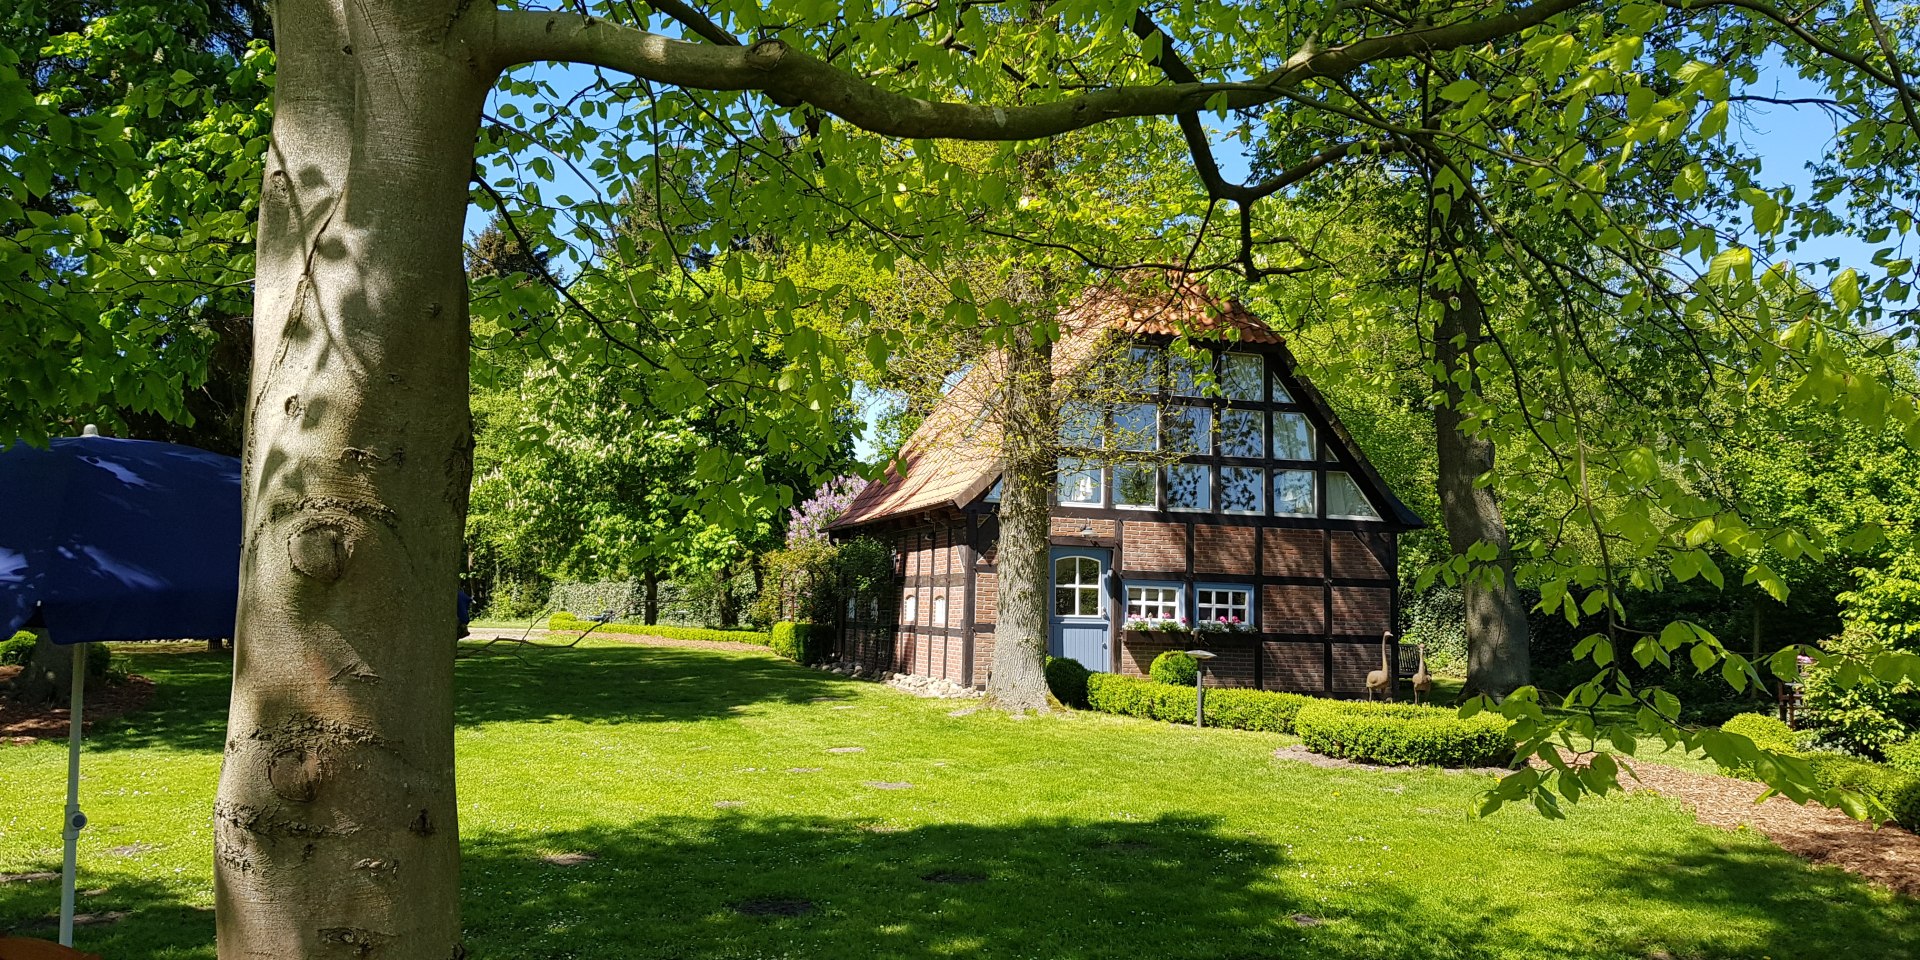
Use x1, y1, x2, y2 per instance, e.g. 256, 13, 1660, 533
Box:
1718, 712, 1920, 829
1148, 650, 1198, 686
1085, 673, 1311, 733
1294, 700, 1513, 768
768, 621, 829, 664
548, 613, 776, 653
1887, 739, 1920, 776
1045, 656, 1092, 708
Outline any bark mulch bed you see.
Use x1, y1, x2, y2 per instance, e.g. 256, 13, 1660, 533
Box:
0, 665, 155, 745
1622, 759, 1920, 898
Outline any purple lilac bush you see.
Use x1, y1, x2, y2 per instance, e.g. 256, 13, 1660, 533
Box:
787, 475, 869, 547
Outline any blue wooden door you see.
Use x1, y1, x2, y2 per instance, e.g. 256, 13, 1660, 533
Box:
1049, 548, 1111, 672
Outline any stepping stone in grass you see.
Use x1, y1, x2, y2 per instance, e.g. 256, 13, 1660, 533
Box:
948, 707, 978, 718
714, 800, 747, 809
921, 871, 987, 884
542, 851, 597, 866
863, 781, 913, 790
826, 746, 864, 754
108, 843, 155, 858
831, 705, 856, 710
787, 767, 822, 774
1292, 914, 1326, 927
0, 871, 59, 884
731, 897, 814, 917
808, 697, 843, 703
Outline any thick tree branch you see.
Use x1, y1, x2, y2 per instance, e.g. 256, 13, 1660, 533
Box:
486, 0, 1587, 141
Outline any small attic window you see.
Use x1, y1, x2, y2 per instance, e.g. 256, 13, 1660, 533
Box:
1327, 471, 1382, 521
984, 478, 1003, 502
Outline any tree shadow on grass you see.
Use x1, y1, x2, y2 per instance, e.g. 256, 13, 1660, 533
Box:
84, 645, 234, 754
0, 869, 212, 959
454, 644, 841, 727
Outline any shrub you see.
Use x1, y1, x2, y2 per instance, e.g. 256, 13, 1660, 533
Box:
769, 621, 819, 663
1044, 657, 1091, 708
1084, 674, 1314, 733
1294, 700, 1513, 768
1, 631, 35, 666
1149, 650, 1198, 687
1802, 624, 1920, 758
1801, 753, 1920, 829
1722, 712, 1797, 753
1886, 740, 1920, 776
548, 612, 776, 652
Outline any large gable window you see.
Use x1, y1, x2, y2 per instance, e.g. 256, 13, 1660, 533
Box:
1327, 471, 1382, 520
1112, 402, 1158, 452
1057, 458, 1103, 505
1166, 464, 1210, 511
1221, 466, 1264, 514
1163, 405, 1210, 454
1273, 469, 1316, 517
1221, 353, 1263, 400
1112, 463, 1157, 509
1273, 412, 1315, 461
1217, 409, 1264, 458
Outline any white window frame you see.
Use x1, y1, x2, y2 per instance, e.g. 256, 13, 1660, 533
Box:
1196, 585, 1252, 627
1125, 583, 1185, 622
1053, 556, 1104, 618
1165, 463, 1211, 512
932, 593, 948, 627
1272, 412, 1316, 462
1219, 466, 1265, 515
1057, 458, 1105, 506
902, 592, 918, 625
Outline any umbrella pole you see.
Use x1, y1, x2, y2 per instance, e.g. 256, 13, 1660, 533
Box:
59, 641, 86, 947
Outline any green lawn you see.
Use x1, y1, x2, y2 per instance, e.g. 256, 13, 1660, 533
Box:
2, 642, 1914, 959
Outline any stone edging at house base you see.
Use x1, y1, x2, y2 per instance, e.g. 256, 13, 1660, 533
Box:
813, 660, 984, 700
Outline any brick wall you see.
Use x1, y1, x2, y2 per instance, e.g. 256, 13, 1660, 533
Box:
1053, 517, 1116, 539
975, 572, 998, 623
1193, 524, 1255, 575
1121, 521, 1187, 572
1331, 586, 1391, 634
1263, 584, 1324, 634
1264, 529, 1323, 578
1262, 642, 1325, 692
1329, 532, 1388, 580
971, 627, 994, 688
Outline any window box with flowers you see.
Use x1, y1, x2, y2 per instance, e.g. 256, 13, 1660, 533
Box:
1122, 616, 1192, 633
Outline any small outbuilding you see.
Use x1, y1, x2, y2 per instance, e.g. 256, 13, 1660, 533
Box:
826, 281, 1424, 696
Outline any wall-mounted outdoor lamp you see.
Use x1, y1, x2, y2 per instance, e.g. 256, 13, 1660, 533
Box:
1185, 649, 1217, 728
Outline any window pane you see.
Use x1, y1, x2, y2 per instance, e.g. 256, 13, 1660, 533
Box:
984, 478, 1003, 502
1112, 402, 1157, 451
1078, 586, 1100, 616
1113, 463, 1156, 507
1059, 402, 1102, 449
1126, 346, 1162, 392
1057, 458, 1102, 504
1169, 350, 1206, 396
1054, 588, 1075, 616
1221, 467, 1263, 513
1197, 588, 1251, 625
1273, 412, 1315, 460
1221, 353, 1263, 400
1271, 373, 1294, 403
1163, 405, 1210, 454
1127, 586, 1182, 620
1218, 409, 1264, 458
1166, 464, 1210, 510
1055, 557, 1078, 581
1273, 469, 1316, 516
1327, 471, 1382, 520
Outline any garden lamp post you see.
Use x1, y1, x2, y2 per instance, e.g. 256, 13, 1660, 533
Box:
1185, 650, 1217, 727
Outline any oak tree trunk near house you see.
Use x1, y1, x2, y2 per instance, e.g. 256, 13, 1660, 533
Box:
986, 325, 1055, 712
1431, 266, 1531, 700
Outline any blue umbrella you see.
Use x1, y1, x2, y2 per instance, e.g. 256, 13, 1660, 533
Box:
0, 425, 240, 947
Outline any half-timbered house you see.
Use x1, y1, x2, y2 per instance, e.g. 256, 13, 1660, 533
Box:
826, 282, 1424, 696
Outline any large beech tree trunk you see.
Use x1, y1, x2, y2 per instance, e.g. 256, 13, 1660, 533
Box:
1431, 270, 1531, 700
215, 3, 488, 956
985, 325, 1054, 712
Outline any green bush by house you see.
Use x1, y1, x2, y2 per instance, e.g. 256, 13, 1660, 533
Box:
547, 613, 776, 652
1718, 712, 1920, 828
1085, 673, 1311, 733
1886, 739, 1920, 775
1294, 700, 1513, 768
769, 621, 826, 664
0, 631, 35, 666
1148, 650, 1198, 686
1044, 656, 1091, 708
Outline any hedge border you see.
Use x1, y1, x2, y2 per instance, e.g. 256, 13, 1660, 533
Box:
548, 613, 776, 652
1294, 700, 1513, 768
1085, 673, 1311, 734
